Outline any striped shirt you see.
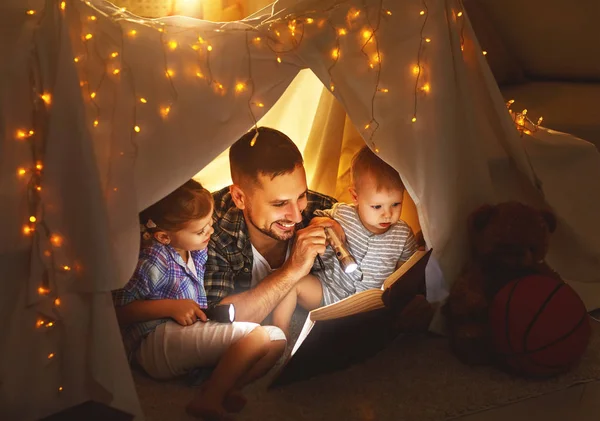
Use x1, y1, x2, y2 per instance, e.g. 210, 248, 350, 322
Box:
314, 203, 418, 305
205, 186, 336, 305
112, 242, 208, 360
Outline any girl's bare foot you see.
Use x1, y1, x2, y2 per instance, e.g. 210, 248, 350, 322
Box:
223, 390, 247, 413
186, 387, 232, 421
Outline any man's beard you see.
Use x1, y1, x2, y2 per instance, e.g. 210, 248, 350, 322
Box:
246, 207, 296, 242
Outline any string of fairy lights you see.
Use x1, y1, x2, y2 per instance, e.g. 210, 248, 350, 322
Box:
16, 0, 547, 398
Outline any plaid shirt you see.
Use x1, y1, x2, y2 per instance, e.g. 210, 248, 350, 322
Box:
205, 186, 336, 305
112, 242, 208, 360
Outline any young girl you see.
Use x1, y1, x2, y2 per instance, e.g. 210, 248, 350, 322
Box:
112, 180, 286, 421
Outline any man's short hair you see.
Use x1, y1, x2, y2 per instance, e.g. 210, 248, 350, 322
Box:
351, 146, 405, 192
229, 127, 304, 186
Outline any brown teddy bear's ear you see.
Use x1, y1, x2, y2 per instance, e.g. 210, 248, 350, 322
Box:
541, 210, 557, 233
469, 204, 497, 232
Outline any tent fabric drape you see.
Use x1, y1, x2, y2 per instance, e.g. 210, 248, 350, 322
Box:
3, 0, 600, 419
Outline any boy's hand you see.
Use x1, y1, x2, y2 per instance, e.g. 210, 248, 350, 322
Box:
309, 216, 346, 244
169, 299, 207, 326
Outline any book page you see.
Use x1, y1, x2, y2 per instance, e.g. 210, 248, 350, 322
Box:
309, 289, 384, 321
290, 316, 315, 356
382, 249, 429, 290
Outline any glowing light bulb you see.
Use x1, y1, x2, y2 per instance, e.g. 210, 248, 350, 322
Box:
35, 162, 43, 170
90, 92, 96, 99
89, 15, 97, 21
256, 102, 264, 107
364, 123, 370, 129
139, 97, 147, 103
111, 52, 119, 58
482, 50, 488, 55
422, 83, 430, 92
63, 265, 71, 271
412, 65, 420, 75
84, 33, 93, 40
58, 387, 63, 392
38, 287, 50, 295
168, 41, 178, 50
330, 84, 335, 92
29, 216, 36, 223
41, 93, 51, 105
23, 225, 33, 235
198, 37, 205, 44
196, 71, 204, 79
235, 82, 246, 93
207, 45, 213, 52
17, 168, 27, 177
46, 322, 54, 327
338, 28, 347, 36
129, 30, 136, 36
412, 116, 417, 123
134, 125, 141, 133
48, 353, 55, 359
60, 2, 66, 10
253, 37, 261, 43
50, 234, 63, 247
378, 88, 389, 93
276, 56, 282, 63
36, 186, 42, 191
112, 69, 120, 75
36, 319, 45, 328
385, 10, 392, 15
306, 18, 314, 24
425, 38, 431, 43
457, 11, 463, 17
362, 30, 372, 40
160, 106, 171, 117
537, 117, 544, 125
55, 298, 61, 306
166, 69, 174, 77
16, 130, 27, 139
93, 119, 99, 127
420, 10, 425, 16
26, 10, 36, 15
331, 48, 340, 59
74, 57, 80, 63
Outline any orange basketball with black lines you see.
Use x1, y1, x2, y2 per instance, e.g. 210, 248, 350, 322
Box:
489, 274, 591, 377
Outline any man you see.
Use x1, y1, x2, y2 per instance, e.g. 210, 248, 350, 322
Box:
205, 127, 432, 331
205, 127, 337, 324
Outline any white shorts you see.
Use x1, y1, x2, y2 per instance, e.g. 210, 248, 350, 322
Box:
136, 320, 285, 380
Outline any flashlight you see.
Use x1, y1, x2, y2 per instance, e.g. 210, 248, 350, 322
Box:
204, 304, 235, 323
324, 226, 358, 273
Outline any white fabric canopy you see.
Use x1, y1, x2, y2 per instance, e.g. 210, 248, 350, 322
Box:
2, 0, 600, 419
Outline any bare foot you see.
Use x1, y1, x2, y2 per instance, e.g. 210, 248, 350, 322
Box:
223, 390, 247, 413
186, 390, 231, 421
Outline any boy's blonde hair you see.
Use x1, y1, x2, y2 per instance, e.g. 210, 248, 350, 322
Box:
351, 146, 405, 193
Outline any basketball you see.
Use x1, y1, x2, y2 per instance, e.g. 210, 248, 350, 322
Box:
489, 274, 591, 377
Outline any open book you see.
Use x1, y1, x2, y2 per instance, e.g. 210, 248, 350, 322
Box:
269, 249, 432, 388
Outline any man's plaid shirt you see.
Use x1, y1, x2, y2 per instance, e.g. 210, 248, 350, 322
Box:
205, 186, 336, 306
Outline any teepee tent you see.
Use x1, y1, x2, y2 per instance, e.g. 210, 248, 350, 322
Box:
2, 0, 600, 419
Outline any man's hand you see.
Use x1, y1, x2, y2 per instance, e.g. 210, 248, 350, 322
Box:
169, 299, 208, 326
284, 225, 327, 278
309, 216, 346, 244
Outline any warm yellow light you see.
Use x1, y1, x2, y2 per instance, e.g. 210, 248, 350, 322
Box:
158, 28, 164, 33
375, 147, 380, 153
129, 30, 136, 36
60, 1, 66, 10
140, 97, 147, 103
385, 10, 392, 15
207, 45, 213, 52
16, 130, 27, 139
93, 119, 99, 127
41, 93, 51, 105
111, 52, 119, 58
23, 225, 33, 235
216, 83, 224, 90
112, 69, 120, 75
362, 30, 372, 40
48, 353, 55, 359
422, 83, 430, 92
35, 162, 43, 170
55, 298, 61, 306
457, 11, 463, 17
160, 106, 170, 118
412, 117, 417, 123
524, 129, 532, 135
58, 387, 63, 392
306, 18, 314, 24
537, 117, 544, 125
26, 10, 36, 15
191, 44, 200, 51
198, 36, 205, 44
89, 15, 97, 21
507, 99, 515, 105
256, 102, 264, 108
17, 168, 27, 177
371, 53, 381, 63
338, 28, 347, 36
38, 287, 50, 295
196, 71, 204, 79
522, 109, 528, 116
134, 125, 141, 133
90, 92, 96, 99
168, 41, 178, 50
113, 187, 118, 192
46, 322, 54, 327
253, 37, 261, 43
29, 216, 36, 223
378, 88, 389, 93
166, 69, 174, 77
36, 186, 42, 191
36, 319, 45, 328
425, 38, 431, 43
364, 124, 370, 129
412, 65, 420, 75
235, 82, 246, 93
84, 33, 93, 40
482, 50, 488, 55
62, 265, 71, 271
73, 57, 80, 63
50, 234, 63, 247
276, 56, 282, 63
420, 10, 425, 15
461, 45, 464, 51
29, 130, 34, 135
331, 48, 340, 59
330, 84, 335, 92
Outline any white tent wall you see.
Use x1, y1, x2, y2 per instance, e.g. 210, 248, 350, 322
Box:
2, 0, 600, 419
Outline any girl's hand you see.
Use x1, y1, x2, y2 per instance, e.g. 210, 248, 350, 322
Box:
169, 299, 207, 326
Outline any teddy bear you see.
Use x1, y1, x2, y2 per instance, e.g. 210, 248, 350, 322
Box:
442, 201, 561, 365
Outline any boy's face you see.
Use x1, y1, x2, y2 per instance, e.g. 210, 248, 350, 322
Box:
234, 165, 309, 242
351, 172, 404, 235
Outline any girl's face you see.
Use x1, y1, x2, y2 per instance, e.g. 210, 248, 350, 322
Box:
166, 206, 214, 252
